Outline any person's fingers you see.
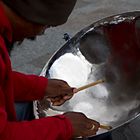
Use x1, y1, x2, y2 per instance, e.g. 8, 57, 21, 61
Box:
86, 122, 94, 130
47, 95, 68, 106
52, 101, 64, 106
48, 92, 73, 101
83, 129, 96, 137
81, 126, 97, 137
47, 88, 75, 106
61, 87, 76, 95
52, 94, 74, 106
89, 120, 100, 131
82, 120, 100, 137
47, 97, 58, 102
52, 98, 66, 106
73, 88, 78, 93
52, 97, 61, 102
63, 94, 73, 100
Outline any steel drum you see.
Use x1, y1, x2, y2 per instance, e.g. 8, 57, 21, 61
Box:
34, 11, 140, 140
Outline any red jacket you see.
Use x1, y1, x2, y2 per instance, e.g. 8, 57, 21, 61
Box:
0, 4, 72, 140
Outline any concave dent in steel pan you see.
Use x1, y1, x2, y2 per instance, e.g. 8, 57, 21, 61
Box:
35, 11, 140, 138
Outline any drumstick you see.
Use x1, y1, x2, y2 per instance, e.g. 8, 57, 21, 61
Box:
100, 124, 112, 130
76, 79, 105, 92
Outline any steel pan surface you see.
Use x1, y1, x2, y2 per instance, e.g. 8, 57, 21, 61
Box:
35, 11, 140, 139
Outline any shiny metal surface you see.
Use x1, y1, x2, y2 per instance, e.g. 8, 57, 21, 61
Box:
34, 11, 140, 139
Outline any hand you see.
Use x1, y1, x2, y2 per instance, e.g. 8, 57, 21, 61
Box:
45, 79, 77, 106
64, 112, 100, 138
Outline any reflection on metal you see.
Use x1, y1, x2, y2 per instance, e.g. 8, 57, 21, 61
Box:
34, 11, 140, 139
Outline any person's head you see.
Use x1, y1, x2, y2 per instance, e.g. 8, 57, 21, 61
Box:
1, 0, 77, 41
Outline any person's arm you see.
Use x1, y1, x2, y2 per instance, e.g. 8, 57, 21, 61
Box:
0, 107, 73, 140
0, 85, 100, 140
12, 71, 48, 101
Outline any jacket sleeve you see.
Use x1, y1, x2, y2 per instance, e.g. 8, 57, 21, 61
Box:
12, 71, 48, 101
0, 107, 73, 140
